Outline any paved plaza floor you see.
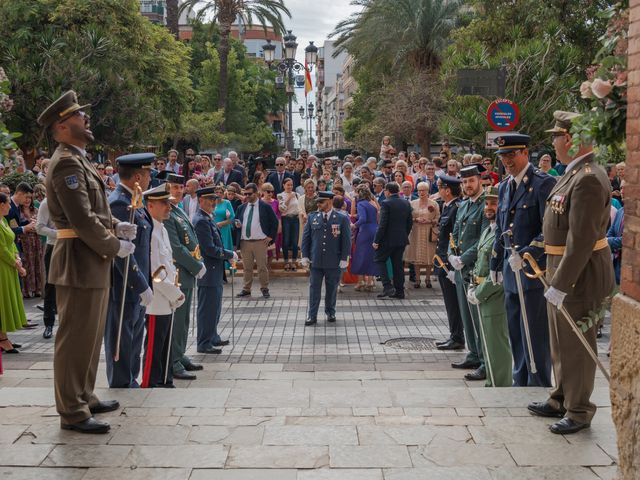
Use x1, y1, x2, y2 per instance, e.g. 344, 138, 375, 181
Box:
0, 276, 618, 479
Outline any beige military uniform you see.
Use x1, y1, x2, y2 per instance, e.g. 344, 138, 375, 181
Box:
542, 152, 615, 424
45, 142, 121, 425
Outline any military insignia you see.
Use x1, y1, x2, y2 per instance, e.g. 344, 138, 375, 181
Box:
9, 219, 18, 229
331, 224, 340, 238
523, 176, 528, 184
184, 233, 189, 245
64, 175, 79, 190
496, 137, 505, 146
551, 194, 567, 214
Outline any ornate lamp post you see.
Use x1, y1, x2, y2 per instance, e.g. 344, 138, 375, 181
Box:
299, 102, 322, 151
263, 32, 317, 152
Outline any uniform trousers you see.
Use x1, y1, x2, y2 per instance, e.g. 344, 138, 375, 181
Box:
240, 239, 269, 292
171, 286, 194, 374
437, 267, 464, 345
54, 286, 109, 425
478, 290, 513, 387
504, 287, 552, 387
197, 285, 223, 351
104, 301, 146, 388
43, 244, 57, 328
547, 299, 599, 424
308, 267, 341, 319
375, 246, 405, 294
142, 314, 173, 388
455, 271, 484, 369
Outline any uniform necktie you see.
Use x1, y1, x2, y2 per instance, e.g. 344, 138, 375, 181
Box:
509, 178, 517, 204
246, 204, 254, 238
323, 213, 328, 224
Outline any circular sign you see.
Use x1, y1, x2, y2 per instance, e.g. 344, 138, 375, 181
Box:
486, 99, 520, 131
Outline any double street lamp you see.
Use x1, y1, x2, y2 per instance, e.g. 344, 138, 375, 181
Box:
263, 31, 318, 152
299, 101, 322, 151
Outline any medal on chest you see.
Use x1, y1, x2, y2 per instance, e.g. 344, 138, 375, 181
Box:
550, 194, 567, 214
331, 223, 340, 238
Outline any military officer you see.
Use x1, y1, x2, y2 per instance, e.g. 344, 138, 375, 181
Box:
447, 164, 489, 380
140, 184, 185, 388
163, 173, 206, 380
104, 153, 154, 388
528, 111, 615, 434
193, 187, 237, 353
466, 186, 513, 387
301, 191, 352, 326
38, 91, 136, 433
434, 175, 465, 351
490, 133, 556, 387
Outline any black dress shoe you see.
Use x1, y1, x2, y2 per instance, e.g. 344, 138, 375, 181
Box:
261, 288, 270, 299
236, 290, 251, 298
464, 368, 486, 381
326, 315, 336, 323
437, 340, 465, 351
451, 360, 481, 370
214, 340, 230, 347
388, 292, 405, 299
0, 347, 19, 354
435, 339, 451, 346
549, 417, 590, 434
377, 290, 395, 298
43, 326, 53, 339
197, 347, 223, 354
305, 318, 317, 326
174, 370, 197, 380
61, 417, 110, 434
527, 401, 567, 418
158, 383, 176, 389
36, 305, 45, 312
89, 400, 120, 414
11, 343, 21, 349
184, 362, 203, 371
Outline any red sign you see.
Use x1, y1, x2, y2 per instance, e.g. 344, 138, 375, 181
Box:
486, 99, 520, 131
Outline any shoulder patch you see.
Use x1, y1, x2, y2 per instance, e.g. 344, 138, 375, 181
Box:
64, 175, 79, 190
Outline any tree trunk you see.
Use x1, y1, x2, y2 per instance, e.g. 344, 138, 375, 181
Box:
166, 0, 179, 38
217, 20, 232, 133
415, 126, 432, 158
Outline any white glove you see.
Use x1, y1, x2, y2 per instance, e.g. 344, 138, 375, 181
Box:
196, 264, 207, 279
115, 222, 138, 241
339, 260, 348, 269
232, 251, 239, 262
171, 294, 186, 310
508, 252, 524, 272
139, 287, 154, 307
489, 270, 503, 285
117, 240, 136, 258
300, 257, 311, 268
467, 287, 480, 305
545, 287, 567, 309
448, 255, 463, 271
446, 270, 456, 284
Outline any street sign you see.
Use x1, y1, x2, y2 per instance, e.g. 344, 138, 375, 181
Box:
486, 99, 520, 131
486, 131, 520, 149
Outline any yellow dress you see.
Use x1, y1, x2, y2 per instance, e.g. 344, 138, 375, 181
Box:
405, 199, 440, 265
0, 217, 27, 332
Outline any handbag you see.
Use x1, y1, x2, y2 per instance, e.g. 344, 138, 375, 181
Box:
429, 226, 439, 243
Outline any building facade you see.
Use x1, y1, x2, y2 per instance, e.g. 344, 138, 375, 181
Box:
315, 41, 348, 153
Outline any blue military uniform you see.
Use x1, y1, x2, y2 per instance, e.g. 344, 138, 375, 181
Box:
104, 154, 154, 388
490, 134, 556, 387
193, 188, 234, 352
301, 192, 352, 324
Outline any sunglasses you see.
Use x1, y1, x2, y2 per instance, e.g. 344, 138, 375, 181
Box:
276, 163, 285, 166
244, 191, 257, 196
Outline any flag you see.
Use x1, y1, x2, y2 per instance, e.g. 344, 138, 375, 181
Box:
305, 62, 312, 96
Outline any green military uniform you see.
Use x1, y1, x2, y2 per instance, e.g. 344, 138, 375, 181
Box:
164, 202, 204, 375
542, 113, 615, 424
471, 222, 512, 387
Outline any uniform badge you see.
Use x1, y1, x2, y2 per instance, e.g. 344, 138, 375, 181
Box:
331, 224, 340, 238
551, 194, 567, 214
65, 175, 79, 190
9, 219, 18, 229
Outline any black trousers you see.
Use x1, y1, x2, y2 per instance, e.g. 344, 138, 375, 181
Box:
43, 244, 57, 327
141, 314, 173, 388
437, 267, 465, 344
375, 246, 406, 294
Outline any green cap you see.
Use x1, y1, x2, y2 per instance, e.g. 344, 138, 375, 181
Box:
484, 186, 499, 199
545, 111, 582, 134
37, 90, 91, 128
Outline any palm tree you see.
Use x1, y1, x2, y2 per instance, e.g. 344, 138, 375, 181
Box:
166, 0, 180, 38
180, 0, 291, 131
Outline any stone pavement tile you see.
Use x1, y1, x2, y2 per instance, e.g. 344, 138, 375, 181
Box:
190, 469, 297, 480
297, 468, 383, 479
590, 388, 613, 407
410, 445, 515, 467
82, 468, 190, 480
188, 426, 264, 445
229, 364, 283, 372
384, 466, 493, 480
0, 407, 52, 425
24, 424, 116, 445
28, 362, 54, 370
424, 416, 484, 426
596, 443, 618, 463
15, 378, 54, 388
429, 407, 458, 416
373, 416, 426, 426
314, 371, 381, 380
294, 380, 363, 389
122, 407, 173, 417
0, 376, 26, 387
141, 388, 229, 408
214, 371, 261, 380
469, 387, 549, 408
456, 407, 483, 417
310, 389, 392, 408
179, 416, 280, 427
358, 425, 470, 446
329, 445, 411, 468
0, 424, 28, 443
1, 369, 54, 379
187, 380, 237, 389
286, 416, 374, 426
108, 425, 191, 445
0, 444, 53, 466
315, 364, 376, 371
378, 407, 404, 416
507, 407, 531, 416
300, 407, 328, 416
125, 445, 227, 468
276, 407, 302, 416
353, 407, 377, 416
470, 417, 568, 445
43, 445, 132, 467
564, 423, 619, 445
226, 388, 309, 408
263, 425, 358, 445
482, 408, 511, 417
391, 388, 477, 408
591, 466, 620, 480
225, 407, 252, 416
226, 446, 328, 468
260, 371, 315, 380
327, 407, 353, 416
488, 466, 600, 479
505, 443, 613, 466
94, 388, 149, 408
0, 467, 86, 479
251, 407, 277, 416
0, 387, 53, 407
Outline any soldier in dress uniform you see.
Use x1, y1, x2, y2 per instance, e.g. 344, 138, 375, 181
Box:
434, 175, 465, 351
301, 191, 352, 326
490, 134, 556, 387
466, 186, 513, 387
528, 111, 615, 434
193, 187, 237, 353
104, 153, 154, 388
38, 91, 137, 433
447, 164, 489, 381
163, 173, 206, 380
140, 184, 185, 388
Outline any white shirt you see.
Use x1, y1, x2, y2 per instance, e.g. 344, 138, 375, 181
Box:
278, 191, 300, 216
240, 201, 266, 240
208, 167, 222, 178
186, 194, 198, 222
147, 218, 182, 316
166, 161, 181, 174
35, 198, 57, 246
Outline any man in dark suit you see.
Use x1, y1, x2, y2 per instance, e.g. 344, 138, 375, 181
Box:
376, 160, 394, 183
6, 182, 35, 244
215, 158, 244, 187
373, 182, 413, 299
265, 157, 294, 194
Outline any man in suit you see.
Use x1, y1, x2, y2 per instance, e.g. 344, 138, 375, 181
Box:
372, 177, 387, 204
193, 187, 237, 353
215, 158, 244, 187
234, 183, 278, 298
181, 178, 200, 221
373, 182, 413, 299
528, 111, 615, 434
104, 153, 154, 389
229, 151, 246, 182
490, 133, 556, 387
376, 160, 394, 183
6, 182, 36, 244
39, 90, 136, 433
163, 174, 206, 380
266, 157, 294, 194
301, 191, 351, 326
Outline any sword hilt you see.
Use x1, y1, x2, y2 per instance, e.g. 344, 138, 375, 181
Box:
433, 254, 449, 274
522, 252, 545, 279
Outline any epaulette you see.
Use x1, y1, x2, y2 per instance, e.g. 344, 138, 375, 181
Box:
532, 168, 550, 179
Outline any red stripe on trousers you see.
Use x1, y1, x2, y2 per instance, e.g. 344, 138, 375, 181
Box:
141, 315, 156, 388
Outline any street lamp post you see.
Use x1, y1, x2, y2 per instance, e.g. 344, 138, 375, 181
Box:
262, 32, 317, 153
299, 102, 322, 152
